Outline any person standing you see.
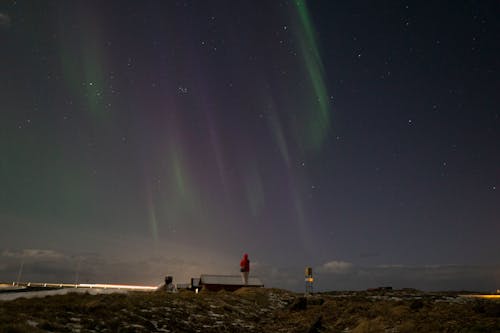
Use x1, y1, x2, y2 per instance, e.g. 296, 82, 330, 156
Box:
240, 253, 250, 285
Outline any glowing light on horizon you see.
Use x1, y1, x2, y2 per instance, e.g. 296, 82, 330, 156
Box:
77, 283, 158, 291
460, 294, 500, 299
2, 281, 159, 291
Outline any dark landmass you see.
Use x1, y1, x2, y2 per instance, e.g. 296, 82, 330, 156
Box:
1, 288, 499, 332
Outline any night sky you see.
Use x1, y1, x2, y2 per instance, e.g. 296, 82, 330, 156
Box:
1, 1, 499, 291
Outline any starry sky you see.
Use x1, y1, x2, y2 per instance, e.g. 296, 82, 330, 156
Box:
0, 1, 499, 291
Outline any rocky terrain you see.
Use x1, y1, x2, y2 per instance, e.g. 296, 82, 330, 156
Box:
0, 288, 499, 332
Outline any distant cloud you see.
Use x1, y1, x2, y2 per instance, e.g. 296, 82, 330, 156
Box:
317, 260, 353, 273
2, 249, 66, 260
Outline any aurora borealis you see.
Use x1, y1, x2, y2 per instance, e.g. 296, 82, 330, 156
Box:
1, 1, 499, 291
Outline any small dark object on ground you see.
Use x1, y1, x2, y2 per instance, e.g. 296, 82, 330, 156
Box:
476, 301, 500, 317
289, 296, 308, 311
308, 315, 323, 333
307, 297, 325, 306
410, 299, 424, 311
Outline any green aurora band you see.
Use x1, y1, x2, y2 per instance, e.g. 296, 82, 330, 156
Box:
293, 0, 331, 153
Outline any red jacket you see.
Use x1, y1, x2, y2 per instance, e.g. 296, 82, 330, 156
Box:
240, 254, 250, 272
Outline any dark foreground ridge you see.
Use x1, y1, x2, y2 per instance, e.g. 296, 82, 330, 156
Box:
0, 288, 499, 332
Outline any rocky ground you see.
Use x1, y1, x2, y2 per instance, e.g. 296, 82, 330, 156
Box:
0, 288, 499, 332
